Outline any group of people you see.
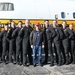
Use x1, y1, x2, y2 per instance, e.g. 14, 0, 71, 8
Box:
0, 19, 75, 67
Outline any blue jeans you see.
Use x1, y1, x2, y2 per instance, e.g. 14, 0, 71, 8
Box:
32, 45, 42, 65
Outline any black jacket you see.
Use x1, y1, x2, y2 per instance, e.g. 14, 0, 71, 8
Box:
12, 27, 22, 44
30, 30, 45, 46
0, 30, 9, 43
53, 26, 63, 43
7, 27, 16, 40
62, 27, 74, 40
19, 26, 33, 38
68, 29, 75, 40
44, 26, 56, 41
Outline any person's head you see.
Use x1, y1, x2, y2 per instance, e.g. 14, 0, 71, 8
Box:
44, 20, 49, 28
4, 25, 9, 31
52, 20, 57, 28
18, 21, 22, 28
69, 24, 73, 30
11, 21, 15, 28
35, 22, 40, 30
25, 19, 30, 27
62, 21, 67, 29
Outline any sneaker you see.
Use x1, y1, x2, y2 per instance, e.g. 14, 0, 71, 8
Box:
50, 64, 54, 67
33, 64, 36, 67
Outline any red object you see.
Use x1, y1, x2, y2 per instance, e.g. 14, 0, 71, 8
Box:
35, 22, 40, 26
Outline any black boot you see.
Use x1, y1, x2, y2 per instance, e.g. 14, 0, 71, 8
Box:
57, 55, 62, 66
65, 54, 69, 65
72, 54, 75, 64
57, 62, 62, 66
50, 61, 54, 67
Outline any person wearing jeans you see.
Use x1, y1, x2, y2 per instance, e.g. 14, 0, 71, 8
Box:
33, 45, 42, 65
30, 22, 45, 67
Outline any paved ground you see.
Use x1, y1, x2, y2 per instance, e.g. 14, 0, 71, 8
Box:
0, 63, 51, 75
0, 63, 75, 75
44, 64, 75, 75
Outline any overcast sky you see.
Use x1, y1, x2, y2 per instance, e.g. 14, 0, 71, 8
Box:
0, 0, 75, 19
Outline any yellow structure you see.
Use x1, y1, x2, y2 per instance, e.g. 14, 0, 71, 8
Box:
0, 19, 75, 31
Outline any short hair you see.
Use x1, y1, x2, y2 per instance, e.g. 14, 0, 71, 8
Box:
53, 20, 57, 23
62, 21, 67, 24
18, 21, 23, 24
44, 20, 49, 22
69, 24, 73, 26
11, 21, 15, 24
5, 24, 8, 26
4, 24, 8, 28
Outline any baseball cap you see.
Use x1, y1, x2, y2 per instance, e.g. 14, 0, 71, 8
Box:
35, 22, 40, 27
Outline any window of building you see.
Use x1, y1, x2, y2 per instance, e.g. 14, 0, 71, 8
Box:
73, 12, 75, 18
0, 3, 14, 11
61, 12, 65, 18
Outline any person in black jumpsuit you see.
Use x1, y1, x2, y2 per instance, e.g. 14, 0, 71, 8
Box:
19, 19, 33, 66
62, 21, 73, 65
69, 24, 75, 64
7, 21, 16, 64
0, 27, 2, 63
0, 25, 9, 63
52, 20, 63, 66
43, 20, 56, 66
12, 21, 23, 65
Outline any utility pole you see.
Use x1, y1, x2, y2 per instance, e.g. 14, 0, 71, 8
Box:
55, 14, 58, 25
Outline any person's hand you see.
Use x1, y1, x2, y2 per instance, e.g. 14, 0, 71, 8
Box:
42, 45, 44, 48
8, 29, 10, 33
31, 45, 33, 48
21, 28, 23, 30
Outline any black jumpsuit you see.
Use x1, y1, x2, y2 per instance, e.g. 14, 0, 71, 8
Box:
7, 27, 16, 63
12, 28, 23, 64
0, 30, 9, 62
62, 27, 73, 65
19, 26, 33, 66
53, 26, 63, 65
43, 26, 56, 66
